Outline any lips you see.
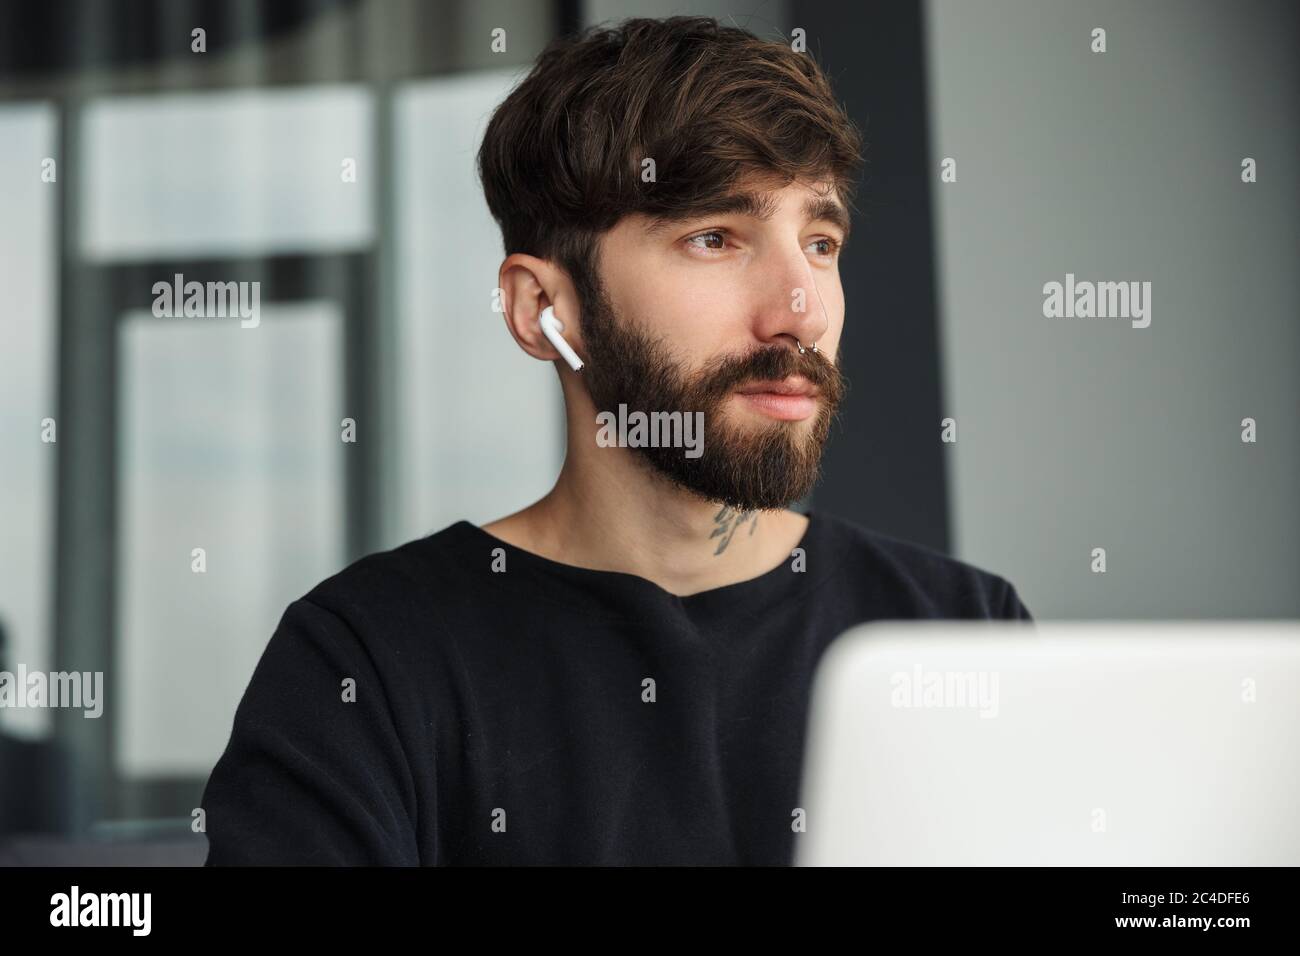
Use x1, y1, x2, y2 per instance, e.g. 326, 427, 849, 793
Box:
733, 376, 820, 421
733, 376, 820, 398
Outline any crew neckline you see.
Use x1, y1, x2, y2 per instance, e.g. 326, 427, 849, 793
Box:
452, 510, 827, 615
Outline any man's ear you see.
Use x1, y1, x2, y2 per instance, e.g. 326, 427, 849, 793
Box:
497, 256, 583, 364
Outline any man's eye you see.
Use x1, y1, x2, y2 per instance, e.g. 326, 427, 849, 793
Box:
686, 230, 727, 252
684, 231, 842, 256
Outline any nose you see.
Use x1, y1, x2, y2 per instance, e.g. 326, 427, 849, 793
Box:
750, 241, 829, 351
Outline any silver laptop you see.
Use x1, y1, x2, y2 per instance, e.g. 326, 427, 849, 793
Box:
794, 621, 1300, 866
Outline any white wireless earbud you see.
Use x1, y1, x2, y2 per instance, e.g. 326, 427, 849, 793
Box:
539, 305, 584, 372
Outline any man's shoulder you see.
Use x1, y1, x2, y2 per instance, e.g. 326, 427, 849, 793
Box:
811, 511, 1031, 619
814, 510, 1008, 583
288, 520, 479, 636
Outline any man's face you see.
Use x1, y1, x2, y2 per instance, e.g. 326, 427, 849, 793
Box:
579, 177, 848, 512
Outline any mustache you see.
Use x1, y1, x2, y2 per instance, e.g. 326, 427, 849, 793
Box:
695, 343, 844, 401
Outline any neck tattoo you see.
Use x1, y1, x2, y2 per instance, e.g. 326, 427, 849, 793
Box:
710, 505, 759, 556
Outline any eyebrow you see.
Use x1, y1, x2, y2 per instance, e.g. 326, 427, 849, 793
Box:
644, 189, 853, 247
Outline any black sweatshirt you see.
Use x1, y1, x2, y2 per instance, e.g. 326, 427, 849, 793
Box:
201, 510, 1032, 866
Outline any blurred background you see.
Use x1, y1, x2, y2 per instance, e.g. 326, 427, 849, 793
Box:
0, 0, 1296, 864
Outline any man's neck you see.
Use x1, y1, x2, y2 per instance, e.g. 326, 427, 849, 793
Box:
481, 444, 809, 597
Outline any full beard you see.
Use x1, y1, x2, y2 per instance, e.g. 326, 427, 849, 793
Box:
578, 281, 845, 512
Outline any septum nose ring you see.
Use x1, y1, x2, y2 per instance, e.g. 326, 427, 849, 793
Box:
795, 274, 831, 355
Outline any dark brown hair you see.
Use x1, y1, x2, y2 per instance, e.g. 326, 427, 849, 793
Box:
476, 15, 866, 310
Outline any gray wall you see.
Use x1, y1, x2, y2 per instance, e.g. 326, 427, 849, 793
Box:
925, 0, 1299, 618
